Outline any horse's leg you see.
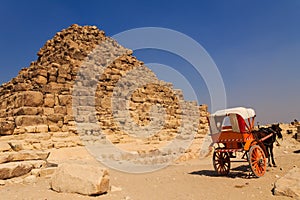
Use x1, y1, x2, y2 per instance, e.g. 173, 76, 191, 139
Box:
270, 144, 277, 167
266, 146, 272, 167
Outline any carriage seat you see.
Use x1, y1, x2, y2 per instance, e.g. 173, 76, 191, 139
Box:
229, 113, 247, 133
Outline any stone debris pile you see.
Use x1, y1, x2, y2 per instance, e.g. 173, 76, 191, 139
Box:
0, 140, 51, 185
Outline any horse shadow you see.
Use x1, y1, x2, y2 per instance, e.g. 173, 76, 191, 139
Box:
189, 165, 255, 179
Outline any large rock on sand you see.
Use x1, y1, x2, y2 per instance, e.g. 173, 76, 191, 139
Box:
50, 162, 109, 196
273, 167, 300, 199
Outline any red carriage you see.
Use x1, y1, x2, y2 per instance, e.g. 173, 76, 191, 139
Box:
208, 107, 272, 177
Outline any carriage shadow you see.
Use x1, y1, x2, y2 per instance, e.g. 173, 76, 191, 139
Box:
189, 165, 255, 179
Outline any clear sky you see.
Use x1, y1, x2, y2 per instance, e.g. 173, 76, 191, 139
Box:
0, 0, 299, 124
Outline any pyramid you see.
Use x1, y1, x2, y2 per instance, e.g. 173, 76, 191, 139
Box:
0, 24, 208, 154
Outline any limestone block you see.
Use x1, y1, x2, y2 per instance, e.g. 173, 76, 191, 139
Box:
8, 141, 34, 151
0, 150, 49, 164
48, 75, 57, 82
0, 121, 15, 135
44, 94, 55, 107
24, 126, 36, 133
11, 150, 50, 162
49, 124, 61, 132
50, 162, 109, 195
13, 127, 26, 134
0, 161, 33, 180
0, 142, 11, 152
273, 167, 300, 199
35, 125, 49, 133
31, 167, 56, 177
14, 133, 51, 141
15, 115, 45, 126
22, 91, 44, 107
0, 153, 12, 164
57, 77, 66, 83
40, 141, 54, 149
44, 107, 54, 115
14, 107, 42, 115
54, 106, 67, 115
14, 83, 32, 92
61, 125, 69, 132
35, 75, 47, 85
48, 66, 58, 75
23, 160, 47, 169
23, 175, 37, 184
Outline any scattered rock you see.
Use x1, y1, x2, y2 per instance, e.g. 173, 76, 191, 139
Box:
0, 161, 33, 179
273, 167, 300, 199
234, 184, 246, 188
50, 162, 109, 196
0, 180, 5, 186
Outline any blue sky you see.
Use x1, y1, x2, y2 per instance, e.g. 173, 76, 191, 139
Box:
0, 0, 299, 124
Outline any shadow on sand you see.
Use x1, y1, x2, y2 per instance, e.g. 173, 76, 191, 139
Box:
293, 149, 300, 154
189, 165, 255, 179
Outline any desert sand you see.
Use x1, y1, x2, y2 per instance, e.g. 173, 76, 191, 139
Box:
0, 127, 299, 200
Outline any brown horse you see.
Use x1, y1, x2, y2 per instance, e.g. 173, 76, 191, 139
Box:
253, 124, 283, 167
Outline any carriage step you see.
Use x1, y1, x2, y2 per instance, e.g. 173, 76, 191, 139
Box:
215, 148, 243, 153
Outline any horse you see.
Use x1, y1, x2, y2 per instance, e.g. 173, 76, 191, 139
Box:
253, 124, 283, 167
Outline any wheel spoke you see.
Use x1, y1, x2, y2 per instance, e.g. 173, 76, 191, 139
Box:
251, 159, 258, 164
252, 150, 257, 158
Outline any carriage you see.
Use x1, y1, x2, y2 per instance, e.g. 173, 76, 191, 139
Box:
208, 107, 272, 177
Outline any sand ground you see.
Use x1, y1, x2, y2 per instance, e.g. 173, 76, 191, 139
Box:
0, 132, 299, 200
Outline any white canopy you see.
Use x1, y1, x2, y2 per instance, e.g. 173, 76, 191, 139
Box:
210, 107, 256, 119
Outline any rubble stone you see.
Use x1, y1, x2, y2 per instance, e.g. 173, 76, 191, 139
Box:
273, 167, 300, 199
50, 162, 109, 195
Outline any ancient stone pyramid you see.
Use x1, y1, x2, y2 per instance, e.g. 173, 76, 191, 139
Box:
0, 24, 208, 152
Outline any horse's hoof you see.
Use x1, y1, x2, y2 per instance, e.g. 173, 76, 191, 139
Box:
273, 165, 277, 167
268, 164, 272, 167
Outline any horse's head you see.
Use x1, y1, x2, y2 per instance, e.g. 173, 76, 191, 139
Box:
271, 123, 283, 139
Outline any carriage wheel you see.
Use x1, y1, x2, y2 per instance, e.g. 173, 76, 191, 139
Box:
213, 150, 230, 175
249, 145, 267, 177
